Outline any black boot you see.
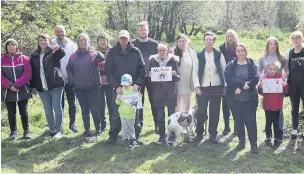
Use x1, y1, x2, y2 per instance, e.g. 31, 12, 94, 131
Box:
208, 135, 219, 144
192, 134, 203, 143
250, 145, 259, 154
235, 141, 245, 151
222, 127, 231, 136
105, 136, 117, 144
123, 139, 132, 149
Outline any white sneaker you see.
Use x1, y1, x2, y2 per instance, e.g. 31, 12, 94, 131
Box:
53, 132, 63, 139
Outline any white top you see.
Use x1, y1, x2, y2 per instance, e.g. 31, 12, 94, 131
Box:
192, 51, 226, 88
39, 54, 48, 90
51, 38, 77, 83
177, 49, 195, 95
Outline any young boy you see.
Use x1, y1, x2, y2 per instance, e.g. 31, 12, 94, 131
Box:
258, 61, 288, 148
116, 74, 142, 149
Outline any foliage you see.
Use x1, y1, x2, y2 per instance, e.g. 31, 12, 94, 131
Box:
1, 1, 109, 56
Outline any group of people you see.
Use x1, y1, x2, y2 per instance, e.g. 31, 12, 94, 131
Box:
2, 21, 304, 154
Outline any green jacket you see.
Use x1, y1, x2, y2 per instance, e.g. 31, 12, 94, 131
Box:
116, 87, 136, 119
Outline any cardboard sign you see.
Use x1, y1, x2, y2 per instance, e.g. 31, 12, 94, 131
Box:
262, 78, 283, 93
151, 67, 172, 82
121, 93, 142, 109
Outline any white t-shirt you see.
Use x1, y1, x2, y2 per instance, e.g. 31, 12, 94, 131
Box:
40, 54, 48, 90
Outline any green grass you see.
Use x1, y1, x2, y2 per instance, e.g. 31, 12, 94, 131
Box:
1, 31, 304, 173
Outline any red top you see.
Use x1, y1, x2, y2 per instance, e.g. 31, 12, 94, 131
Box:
258, 72, 288, 111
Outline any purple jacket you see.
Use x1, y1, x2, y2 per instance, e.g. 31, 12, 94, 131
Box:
66, 49, 105, 90
1, 52, 32, 102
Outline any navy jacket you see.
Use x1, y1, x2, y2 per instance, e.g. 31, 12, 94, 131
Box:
224, 58, 259, 109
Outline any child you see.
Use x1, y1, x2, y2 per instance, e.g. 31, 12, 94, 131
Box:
116, 74, 142, 149
258, 61, 288, 148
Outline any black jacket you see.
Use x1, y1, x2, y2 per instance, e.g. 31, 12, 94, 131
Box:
149, 55, 180, 107
105, 42, 145, 89
30, 47, 65, 92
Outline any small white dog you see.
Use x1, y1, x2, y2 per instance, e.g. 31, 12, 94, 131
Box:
167, 107, 197, 146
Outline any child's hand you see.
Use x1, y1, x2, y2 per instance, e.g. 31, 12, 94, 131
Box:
283, 81, 288, 87
117, 95, 122, 100
172, 70, 177, 76
258, 80, 263, 88
243, 82, 249, 90
138, 93, 143, 97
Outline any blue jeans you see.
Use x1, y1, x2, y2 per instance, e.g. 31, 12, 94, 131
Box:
39, 87, 64, 132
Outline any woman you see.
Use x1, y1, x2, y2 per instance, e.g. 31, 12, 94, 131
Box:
219, 29, 239, 135
30, 33, 65, 139
149, 42, 180, 144
225, 43, 260, 154
1, 39, 32, 140
67, 32, 105, 138
258, 36, 288, 138
172, 34, 197, 112
97, 33, 112, 132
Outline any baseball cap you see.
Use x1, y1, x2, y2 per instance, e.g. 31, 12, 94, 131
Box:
118, 30, 130, 38
121, 74, 133, 85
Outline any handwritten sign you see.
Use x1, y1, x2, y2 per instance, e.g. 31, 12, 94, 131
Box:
151, 67, 172, 82
121, 93, 142, 109
262, 78, 283, 93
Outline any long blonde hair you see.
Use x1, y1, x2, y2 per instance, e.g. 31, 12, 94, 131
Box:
263, 36, 285, 68
226, 29, 239, 46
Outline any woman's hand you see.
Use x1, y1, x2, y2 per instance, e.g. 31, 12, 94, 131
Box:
195, 87, 202, 96
235, 88, 241, 95
243, 82, 249, 90
51, 44, 60, 52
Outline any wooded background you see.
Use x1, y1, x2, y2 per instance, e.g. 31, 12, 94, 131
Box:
1, 1, 304, 55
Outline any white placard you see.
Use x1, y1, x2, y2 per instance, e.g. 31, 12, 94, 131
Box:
121, 93, 142, 109
262, 78, 283, 93
151, 67, 172, 82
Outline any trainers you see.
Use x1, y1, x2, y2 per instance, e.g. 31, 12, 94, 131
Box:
105, 137, 117, 144
250, 145, 259, 154
53, 132, 63, 139
291, 130, 297, 140
235, 142, 245, 151
135, 137, 144, 145
44, 131, 56, 138
23, 131, 32, 139
69, 124, 78, 133
156, 136, 166, 144
273, 139, 282, 149
167, 133, 176, 144
7, 131, 17, 140
208, 135, 219, 144
265, 138, 272, 147
82, 131, 93, 138
123, 139, 132, 149
192, 134, 203, 143
222, 127, 231, 136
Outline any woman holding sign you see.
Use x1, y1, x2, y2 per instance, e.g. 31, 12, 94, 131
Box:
225, 43, 260, 154
149, 42, 180, 144
172, 34, 198, 112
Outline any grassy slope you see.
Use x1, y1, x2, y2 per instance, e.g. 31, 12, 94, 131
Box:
1, 32, 304, 173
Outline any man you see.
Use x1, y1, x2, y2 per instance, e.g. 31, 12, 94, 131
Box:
192, 32, 226, 144
132, 21, 159, 139
105, 30, 145, 145
51, 25, 78, 133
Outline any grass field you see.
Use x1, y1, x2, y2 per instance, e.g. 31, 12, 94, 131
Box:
1, 31, 304, 173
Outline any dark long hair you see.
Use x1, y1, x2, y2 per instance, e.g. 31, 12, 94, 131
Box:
174, 34, 189, 66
